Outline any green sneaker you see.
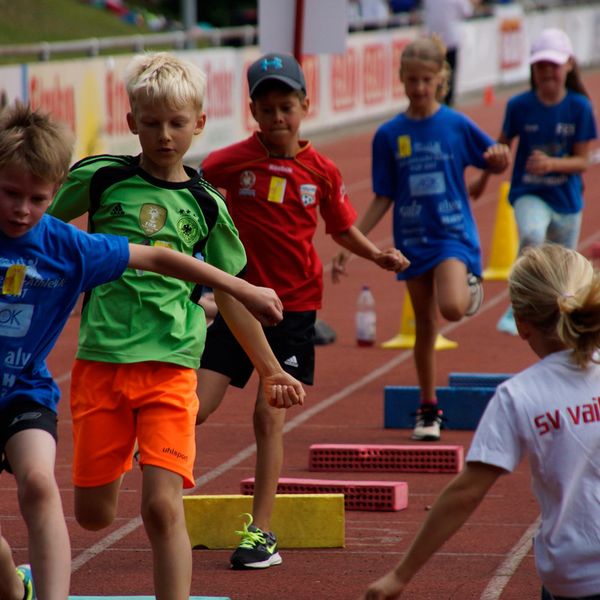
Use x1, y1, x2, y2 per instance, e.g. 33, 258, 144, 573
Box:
16, 564, 36, 600
230, 513, 282, 570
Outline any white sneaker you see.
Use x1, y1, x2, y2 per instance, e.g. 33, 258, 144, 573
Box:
466, 274, 484, 316
411, 406, 443, 441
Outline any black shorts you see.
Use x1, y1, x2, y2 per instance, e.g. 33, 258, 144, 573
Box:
0, 399, 58, 473
200, 310, 316, 388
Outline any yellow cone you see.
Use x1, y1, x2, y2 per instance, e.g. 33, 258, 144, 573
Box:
381, 293, 458, 350
483, 182, 518, 281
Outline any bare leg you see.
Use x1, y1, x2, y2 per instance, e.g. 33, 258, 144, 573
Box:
407, 275, 437, 402
0, 530, 23, 600
7, 429, 70, 600
434, 258, 470, 321
251, 386, 286, 531
196, 368, 231, 424
141, 466, 190, 600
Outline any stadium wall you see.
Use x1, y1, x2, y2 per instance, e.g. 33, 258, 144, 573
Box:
2, 4, 599, 163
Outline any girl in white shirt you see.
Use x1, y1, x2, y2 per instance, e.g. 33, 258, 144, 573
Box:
361, 243, 600, 600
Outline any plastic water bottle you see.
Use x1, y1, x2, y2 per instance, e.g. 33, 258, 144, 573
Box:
355, 285, 376, 347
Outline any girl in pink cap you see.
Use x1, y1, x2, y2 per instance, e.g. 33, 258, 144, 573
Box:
471, 28, 597, 336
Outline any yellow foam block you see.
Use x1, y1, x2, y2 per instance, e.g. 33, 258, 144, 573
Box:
183, 494, 345, 549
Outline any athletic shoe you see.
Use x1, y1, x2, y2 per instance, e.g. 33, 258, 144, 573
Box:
497, 306, 518, 336
16, 564, 36, 600
465, 274, 484, 316
230, 513, 282, 570
411, 405, 443, 441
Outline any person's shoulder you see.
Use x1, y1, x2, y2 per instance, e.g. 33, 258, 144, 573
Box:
203, 135, 258, 170
566, 90, 593, 110
70, 153, 135, 174
507, 90, 534, 108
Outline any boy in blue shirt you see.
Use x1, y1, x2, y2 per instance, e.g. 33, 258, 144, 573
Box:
0, 102, 302, 600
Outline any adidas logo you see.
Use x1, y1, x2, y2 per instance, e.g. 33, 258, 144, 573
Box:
110, 203, 125, 216
283, 355, 299, 368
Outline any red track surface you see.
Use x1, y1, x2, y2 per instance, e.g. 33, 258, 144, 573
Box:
5, 72, 600, 600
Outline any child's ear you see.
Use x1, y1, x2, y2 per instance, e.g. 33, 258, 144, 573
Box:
126, 112, 138, 135
194, 112, 207, 135
301, 96, 310, 115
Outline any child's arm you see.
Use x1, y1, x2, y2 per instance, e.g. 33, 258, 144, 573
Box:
526, 141, 590, 175
212, 289, 306, 408
128, 244, 283, 327
331, 194, 399, 283
361, 462, 505, 600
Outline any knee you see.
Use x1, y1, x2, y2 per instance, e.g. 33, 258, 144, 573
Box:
18, 469, 57, 513
253, 405, 285, 439
440, 304, 463, 322
75, 498, 116, 531
141, 492, 180, 536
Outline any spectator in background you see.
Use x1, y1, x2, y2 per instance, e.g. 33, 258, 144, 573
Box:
423, 0, 481, 105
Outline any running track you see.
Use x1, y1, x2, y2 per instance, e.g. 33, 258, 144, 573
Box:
4, 71, 600, 600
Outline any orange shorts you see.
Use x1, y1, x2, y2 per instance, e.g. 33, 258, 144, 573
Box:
70, 359, 199, 489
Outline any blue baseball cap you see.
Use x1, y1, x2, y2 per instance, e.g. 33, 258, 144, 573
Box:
247, 53, 307, 98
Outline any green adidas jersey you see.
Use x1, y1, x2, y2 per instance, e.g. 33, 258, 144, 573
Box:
49, 155, 247, 368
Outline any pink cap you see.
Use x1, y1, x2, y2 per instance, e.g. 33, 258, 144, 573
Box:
530, 28, 573, 65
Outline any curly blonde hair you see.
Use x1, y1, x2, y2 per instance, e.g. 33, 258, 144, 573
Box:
509, 244, 600, 368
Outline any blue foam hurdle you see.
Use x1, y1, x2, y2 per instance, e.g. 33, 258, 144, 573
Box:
448, 372, 512, 388
384, 386, 496, 430
70, 597, 230, 600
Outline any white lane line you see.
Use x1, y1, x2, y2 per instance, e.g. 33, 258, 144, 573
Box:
479, 517, 540, 600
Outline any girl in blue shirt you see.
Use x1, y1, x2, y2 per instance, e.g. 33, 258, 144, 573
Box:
334, 36, 510, 441
472, 28, 597, 336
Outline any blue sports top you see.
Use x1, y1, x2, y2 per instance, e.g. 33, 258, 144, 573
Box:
503, 90, 597, 214
0, 215, 129, 412
372, 105, 494, 279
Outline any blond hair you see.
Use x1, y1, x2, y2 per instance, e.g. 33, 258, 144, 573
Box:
509, 244, 600, 368
124, 52, 207, 116
400, 35, 450, 102
0, 102, 73, 185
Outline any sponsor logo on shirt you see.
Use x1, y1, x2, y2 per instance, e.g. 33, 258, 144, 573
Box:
284, 355, 299, 368
268, 164, 293, 174
4, 347, 31, 369
110, 203, 125, 216
139, 204, 166, 236
300, 184, 317, 207
409, 172, 445, 196
0, 302, 34, 338
240, 170, 256, 197
556, 122, 575, 136
0, 259, 64, 298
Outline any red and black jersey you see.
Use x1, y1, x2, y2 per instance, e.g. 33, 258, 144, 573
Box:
202, 133, 357, 311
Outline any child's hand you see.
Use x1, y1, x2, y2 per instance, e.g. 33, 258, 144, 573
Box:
242, 285, 284, 326
484, 143, 511, 173
332, 250, 351, 283
263, 372, 306, 408
526, 149, 554, 175
375, 248, 410, 273
361, 570, 406, 599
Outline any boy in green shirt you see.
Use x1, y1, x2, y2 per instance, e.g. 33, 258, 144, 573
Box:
49, 52, 304, 599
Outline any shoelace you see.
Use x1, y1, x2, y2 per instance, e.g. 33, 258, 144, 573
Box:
235, 524, 266, 549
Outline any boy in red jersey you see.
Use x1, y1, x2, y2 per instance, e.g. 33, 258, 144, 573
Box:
197, 53, 409, 569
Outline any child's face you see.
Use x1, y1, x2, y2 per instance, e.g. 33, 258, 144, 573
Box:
400, 60, 442, 112
531, 60, 572, 100
0, 165, 55, 238
127, 97, 205, 178
250, 89, 309, 156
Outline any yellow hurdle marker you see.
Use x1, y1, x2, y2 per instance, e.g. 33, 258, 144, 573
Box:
483, 181, 518, 281
381, 293, 458, 350
183, 494, 345, 549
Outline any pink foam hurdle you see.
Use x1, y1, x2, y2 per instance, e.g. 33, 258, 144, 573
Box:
240, 477, 408, 511
308, 444, 464, 474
